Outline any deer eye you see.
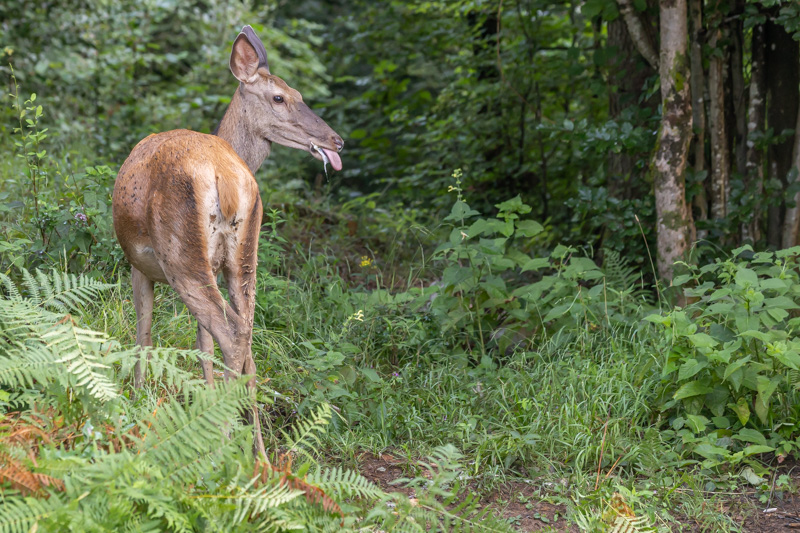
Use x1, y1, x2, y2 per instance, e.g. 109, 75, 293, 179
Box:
273, 95, 284, 104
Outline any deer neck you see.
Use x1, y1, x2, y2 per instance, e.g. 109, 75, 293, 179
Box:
213, 86, 271, 173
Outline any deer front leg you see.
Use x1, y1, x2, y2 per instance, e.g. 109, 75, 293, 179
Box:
132, 267, 154, 388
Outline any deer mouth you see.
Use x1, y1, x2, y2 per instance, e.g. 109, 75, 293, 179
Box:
311, 143, 343, 173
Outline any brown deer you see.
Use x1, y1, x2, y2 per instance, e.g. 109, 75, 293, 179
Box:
112, 26, 343, 457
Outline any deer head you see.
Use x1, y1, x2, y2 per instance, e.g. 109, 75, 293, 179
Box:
224, 26, 343, 172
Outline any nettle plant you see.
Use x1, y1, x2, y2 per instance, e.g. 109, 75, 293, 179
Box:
652, 246, 800, 467
428, 170, 649, 356
5, 81, 121, 274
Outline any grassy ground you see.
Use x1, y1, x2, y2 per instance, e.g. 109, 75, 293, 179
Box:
75, 218, 785, 532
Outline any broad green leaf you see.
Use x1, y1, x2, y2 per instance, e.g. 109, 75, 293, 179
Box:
743, 444, 775, 456
693, 443, 729, 460
521, 257, 550, 272
723, 356, 751, 381
741, 466, 765, 486
739, 330, 771, 342
515, 220, 544, 237
444, 200, 480, 222
441, 265, 474, 289
734, 428, 767, 446
543, 303, 571, 322
773, 349, 800, 370
688, 333, 717, 349
731, 397, 750, 425
673, 381, 713, 400
495, 195, 532, 216
734, 267, 759, 288
360, 368, 382, 383
678, 359, 707, 381
685, 414, 708, 433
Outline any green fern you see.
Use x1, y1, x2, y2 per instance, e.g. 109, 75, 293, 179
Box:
0, 496, 63, 533
0, 267, 509, 533
609, 513, 656, 533
1, 269, 115, 313
602, 248, 653, 306
281, 402, 332, 461
308, 465, 383, 501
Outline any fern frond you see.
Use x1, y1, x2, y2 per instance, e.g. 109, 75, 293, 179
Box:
0, 273, 22, 302
308, 465, 383, 501
0, 346, 60, 389
43, 320, 118, 402
254, 458, 346, 519
281, 403, 332, 460
110, 346, 219, 393
0, 496, 63, 533
0, 269, 114, 313
41, 270, 115, 312
21, 269, 42, 308
602, 249, 652, 305
135, 378, 252, 468
609, 514, 655, 533
229, 480, 304, 525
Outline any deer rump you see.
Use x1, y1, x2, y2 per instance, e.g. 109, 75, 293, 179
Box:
113, 129, 261, 287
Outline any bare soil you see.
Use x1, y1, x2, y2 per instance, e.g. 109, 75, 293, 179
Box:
356, 452, 800, 532
357, 451, 576, 532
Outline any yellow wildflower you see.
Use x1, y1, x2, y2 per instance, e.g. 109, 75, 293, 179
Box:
360, 255, 373, 267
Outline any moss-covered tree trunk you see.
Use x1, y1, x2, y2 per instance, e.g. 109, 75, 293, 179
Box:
652, 0, 694, 283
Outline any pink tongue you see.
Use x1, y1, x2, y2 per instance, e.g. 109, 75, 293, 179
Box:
322, 148, 342, 171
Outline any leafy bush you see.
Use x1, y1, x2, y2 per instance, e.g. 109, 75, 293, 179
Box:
428, 171, 652, 355
653, 246, 800, 467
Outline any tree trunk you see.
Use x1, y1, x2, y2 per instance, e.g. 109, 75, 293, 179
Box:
615, 0, 659, 70
689, 0, 707, 238
652, 0, 694, 284
742, 22, 766, 244
708, 25, 730, 220
607, 17, 655, 198
766, 19, 799, 247
781, 93, 800, 247
730, 11, 747, 177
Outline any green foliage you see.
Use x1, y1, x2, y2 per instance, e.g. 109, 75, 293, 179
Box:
429, 174, 652, 355
0, 268, 516, 531
654, 246, 800, 467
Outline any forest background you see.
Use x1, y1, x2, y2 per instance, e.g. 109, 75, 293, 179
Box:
1, 0, 800, 531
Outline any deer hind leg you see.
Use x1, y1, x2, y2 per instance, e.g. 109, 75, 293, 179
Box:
132, 266, 154, 388
223, 194, 265, 457
196, 325, 215, 386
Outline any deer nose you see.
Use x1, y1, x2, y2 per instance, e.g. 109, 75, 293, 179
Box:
333, 135, 344, 152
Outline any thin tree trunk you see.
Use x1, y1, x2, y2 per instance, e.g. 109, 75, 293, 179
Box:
652, 0, 694, 284
615, 0, 659, 70
708, 25, 730, 220
781, 96, 800, 247
730, 13, 747, 176
742, 23, 766, 244
689, 0, 707, 239
766, 19, 800, 247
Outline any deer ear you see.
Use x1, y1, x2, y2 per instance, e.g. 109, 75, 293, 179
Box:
230, 35, 261, 83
